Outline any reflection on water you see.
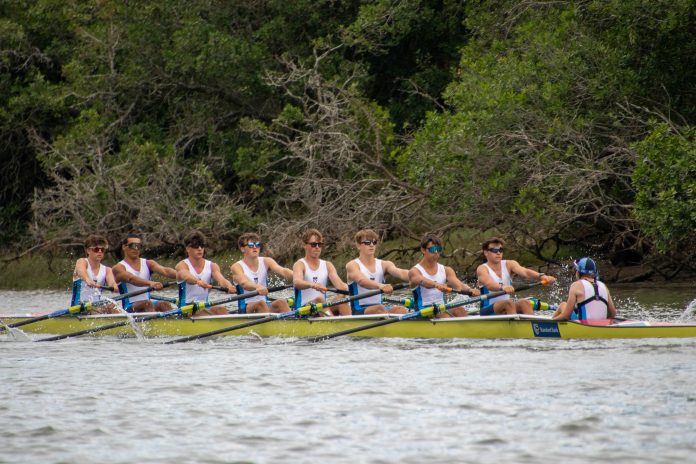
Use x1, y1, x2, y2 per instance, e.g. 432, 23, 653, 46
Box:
2, 287, 696, 463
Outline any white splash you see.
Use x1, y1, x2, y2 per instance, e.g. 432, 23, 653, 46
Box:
0, 318, 32, 342
98, 297, 145, 340
677, 297, 696, 322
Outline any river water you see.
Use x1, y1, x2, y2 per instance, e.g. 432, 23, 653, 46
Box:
1, 285, 696, 463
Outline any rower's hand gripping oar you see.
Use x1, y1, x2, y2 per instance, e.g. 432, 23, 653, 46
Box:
1, 282, 175, 332
164, 283, 410, 344
307, 281, 545, 342
35, 284, 292, 342
209, 285, 237, 293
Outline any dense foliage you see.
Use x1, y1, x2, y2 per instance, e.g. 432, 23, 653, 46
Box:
0, 0, 694, 274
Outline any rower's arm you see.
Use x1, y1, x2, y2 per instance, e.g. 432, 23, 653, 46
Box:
113, 263, 158, 288
408, 267, 426, 288
265, 257, 293, 281
346, 261, 384, 290
230, 262, 259, 292
175, 261, 204, 287
104, 267, 119, 292
327, 262, 349, 291
293, 261, 322, 290
73, 258, 95, 286
508, 260, 556, 284
384, 260, 409, 282
607, 291, 617, 319
553, 282, 581, 320
211, 263, 236, 293
445, 267, 478, 295
476, 264, 501, 291
147, 259, 177, 280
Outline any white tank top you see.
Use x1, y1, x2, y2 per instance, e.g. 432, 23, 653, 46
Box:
351, 258, 385, 306
236, 258, 268, 303
481, 261, 512, 304
181, 259, 212, 304
119, 258, 151, 302
576, 280, 610, 320
413, 263, 446, 307
73, 260, 107, 303
298, 258, 328, 304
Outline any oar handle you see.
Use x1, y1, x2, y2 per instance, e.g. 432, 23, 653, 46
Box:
98, 285, 118, 291
327, 287, 350, 295
110, 281, 175, 303
298, 282, 409, 316
210, 285, 234, 293
178, 284, 292, 315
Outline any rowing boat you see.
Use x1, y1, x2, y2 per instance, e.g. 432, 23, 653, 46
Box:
2, 312, 696, 340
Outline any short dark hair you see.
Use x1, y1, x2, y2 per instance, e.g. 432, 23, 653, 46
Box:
183, 230, 207, 248
419, 233, 443, 249
121, 233, 141, 246
238, 232, 261, 248
84, 235, 108, 249
481, 237, 505, 251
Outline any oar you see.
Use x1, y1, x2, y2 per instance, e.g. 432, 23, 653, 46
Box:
150, 294, 179, 304
307, 281, 544, 342
327, 287, 350, 295
0, 282, 175, 332
164, 283, 410, 344
210, 285, 236, 293
384, 296, 414, 308
98, 285, 118, 291
35, 284, 293, 342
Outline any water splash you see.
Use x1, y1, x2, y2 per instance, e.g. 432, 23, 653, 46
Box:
677, 297, 696, 322
96, 297, 145, 340
0, 318, 32, 342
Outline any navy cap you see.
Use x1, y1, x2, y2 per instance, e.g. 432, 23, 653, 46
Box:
574, 257, 598, 276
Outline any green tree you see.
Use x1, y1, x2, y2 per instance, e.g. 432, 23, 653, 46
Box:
632, 124, 696, 267
401, 0, 695, 266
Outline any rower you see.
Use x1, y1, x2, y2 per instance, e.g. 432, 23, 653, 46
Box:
230, 232, 293, 313
408, 234, 479, 318
71, 235, 120, 314
292, 228, 351, 316
476, 237, 557, 315
345, 229, 408, 315
112, 233, 177, 312
553, 257, 617, 321
175, 230, 236, 316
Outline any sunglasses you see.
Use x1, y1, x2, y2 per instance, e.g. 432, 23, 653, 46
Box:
126, 242, 143, 250
487, 247, 504, 254
89, 246, 107, 253
307, 242, 323, 248
187, 243, 206, 249
427, 245, 443, 253
361, 240, 378, 246
246, 241, 261, 249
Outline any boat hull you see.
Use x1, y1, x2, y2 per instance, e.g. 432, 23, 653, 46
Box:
3, 314, 696, 340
